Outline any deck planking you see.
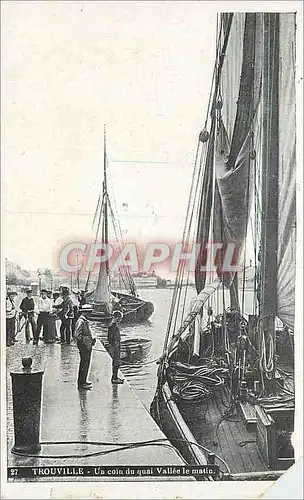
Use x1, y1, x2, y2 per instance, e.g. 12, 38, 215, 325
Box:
178, 386, 268, 474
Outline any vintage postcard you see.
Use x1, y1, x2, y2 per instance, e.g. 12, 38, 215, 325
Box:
1, 1, 303, 499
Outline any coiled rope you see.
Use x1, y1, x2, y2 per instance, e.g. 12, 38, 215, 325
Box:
167, 362, 229, 401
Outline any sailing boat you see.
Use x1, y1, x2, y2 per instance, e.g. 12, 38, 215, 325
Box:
86, 128, 154, 325
151, 13, 296, 480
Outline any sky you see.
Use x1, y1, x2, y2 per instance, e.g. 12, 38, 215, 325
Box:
1, 1, 220, 273
2, 1, 218, 273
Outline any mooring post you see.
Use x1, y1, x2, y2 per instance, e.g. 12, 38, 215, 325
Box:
10, 357, 44, 453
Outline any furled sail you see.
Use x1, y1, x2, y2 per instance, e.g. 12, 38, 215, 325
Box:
212, 14, 259, 288
195, 14, 261, 295
93, 263, 110, 304
212, 120, 253, 286
277, 14, 296, 330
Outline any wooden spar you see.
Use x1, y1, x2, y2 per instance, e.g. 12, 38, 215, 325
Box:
103, 125, 109, 277
259, 14, 280, 384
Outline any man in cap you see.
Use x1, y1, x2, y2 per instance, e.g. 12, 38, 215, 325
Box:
19, 288, 36, 342
35, 288, 52, 344
52, 291, 62, 340
6, 290, 18, 346
74, 304, 96, 390
107, 310, 124, 384
58, 287, 74, 344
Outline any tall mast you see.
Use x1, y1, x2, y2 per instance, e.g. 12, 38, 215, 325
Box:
259, 13, 279, 387
103, 125, 109, 276
93, 126, 110, 308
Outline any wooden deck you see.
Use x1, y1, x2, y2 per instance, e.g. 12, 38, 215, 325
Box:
177, 387, 268, 474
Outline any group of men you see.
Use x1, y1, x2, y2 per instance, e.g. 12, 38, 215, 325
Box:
6, 286, 87, 346
6, 286, 124, 389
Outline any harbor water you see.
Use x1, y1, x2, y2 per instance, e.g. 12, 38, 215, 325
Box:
91, 287, 255, 410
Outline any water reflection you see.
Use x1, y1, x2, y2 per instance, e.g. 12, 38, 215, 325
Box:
78, 390, 90, 443
107, 384, 122, 442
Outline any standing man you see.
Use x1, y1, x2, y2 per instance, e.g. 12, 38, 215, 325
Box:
35, 289, 52, 345
19, 288, 36, 342
74, 304, 96, 390
107, 310, 124, 384
52, 291, 62, 340
59, 287, 74, 344
6, 290, 18, 346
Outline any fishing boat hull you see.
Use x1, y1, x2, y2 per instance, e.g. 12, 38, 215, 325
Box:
112, 291, 155, 324
151, 314, 294, 479
86, 290, 154, 325
151, 382, 210, 468
151, 10, 296, 481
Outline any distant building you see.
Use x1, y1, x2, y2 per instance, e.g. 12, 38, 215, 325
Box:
133, 276, 157, 289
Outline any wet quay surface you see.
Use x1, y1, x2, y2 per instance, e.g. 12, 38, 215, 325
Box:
6, 334, 189, 482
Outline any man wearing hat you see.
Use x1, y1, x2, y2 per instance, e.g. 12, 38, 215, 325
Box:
52, 291, 62, 340
58, 287, 74, 344
19, 288, 36, 342
35, 289, 52, 345
107, 310, 124, 384
74, 304, 96, 389
6, 290, 18, 346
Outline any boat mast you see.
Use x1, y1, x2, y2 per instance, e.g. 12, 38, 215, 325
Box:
259, 13, 279, 388
103, 125, 109, 278
92, 126, 110, 309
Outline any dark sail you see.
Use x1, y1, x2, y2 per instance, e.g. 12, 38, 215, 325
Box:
213, 14, 258, 288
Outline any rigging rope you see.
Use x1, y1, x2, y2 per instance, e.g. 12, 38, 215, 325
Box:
85, 193, 106, 292
163, 140, 202, 353
163, 14, 231, 358
107, 197, 135, 294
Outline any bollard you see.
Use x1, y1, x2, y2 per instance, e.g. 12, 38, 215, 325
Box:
10, 357, 44, 453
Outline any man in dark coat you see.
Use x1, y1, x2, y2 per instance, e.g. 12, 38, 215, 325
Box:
19, 288, 36, 342
74, 304, 96, 390
58, 287, 74, 344
6, 290, 18, 346
107, 310, 124, 384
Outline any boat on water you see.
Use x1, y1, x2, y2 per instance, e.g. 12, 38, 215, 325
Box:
101, 337, 152, 364
85, 128, 154, 325
151, 13, 296, 480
